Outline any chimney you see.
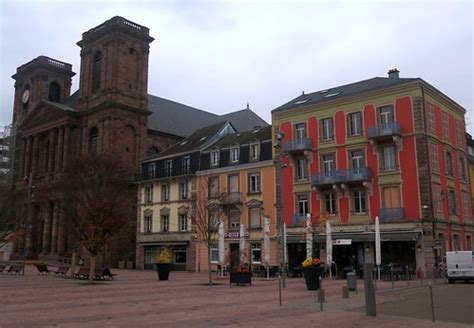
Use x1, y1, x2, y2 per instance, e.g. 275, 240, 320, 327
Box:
388, 68, 400, 79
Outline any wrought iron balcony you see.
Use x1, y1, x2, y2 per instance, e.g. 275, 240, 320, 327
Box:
222, 192, 242, 205
379, 208, 404, 222
292, 213, 308, 225
311, 171, 342, 187
283, 138, 312, 154
367, 122, 401, 140
340, 167, 372, 183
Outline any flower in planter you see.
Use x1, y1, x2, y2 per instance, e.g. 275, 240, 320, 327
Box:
155, 247, 172, 264
302, 257, 322, 268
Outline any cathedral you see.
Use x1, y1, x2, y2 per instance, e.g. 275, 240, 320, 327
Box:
8, 16, 266, 266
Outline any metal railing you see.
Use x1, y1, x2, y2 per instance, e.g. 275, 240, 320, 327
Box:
312, 170, 342, 186
312, 167, 372, 187
367, 122, 401, 139
283, 138, 312, 153
379, 208, 404, 221
222, 192, 242, 204
292, 213, 307, 225
340, 167, 372, 183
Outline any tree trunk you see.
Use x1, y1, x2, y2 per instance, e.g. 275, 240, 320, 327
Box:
208, 246, 213, 285
88, 254, 96, 284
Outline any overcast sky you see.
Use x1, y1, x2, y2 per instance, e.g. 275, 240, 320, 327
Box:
0, 0, 472, 132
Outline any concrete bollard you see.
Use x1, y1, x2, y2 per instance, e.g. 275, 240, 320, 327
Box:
342, 285, 349, 299
364, 263, 377, 317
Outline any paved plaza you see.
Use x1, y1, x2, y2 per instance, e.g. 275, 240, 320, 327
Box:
0, 266, 472, 327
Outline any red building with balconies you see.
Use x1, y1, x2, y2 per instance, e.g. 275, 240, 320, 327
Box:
272, 69, 472, 278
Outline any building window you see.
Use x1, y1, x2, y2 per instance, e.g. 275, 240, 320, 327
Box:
453, 234, 460, 251
459, 157, 466, 180
350, 150, 364, 171
174, 246, 187, 264
161, 215, 169, 232
210, 243, 219, 263
148, 163, 156, 179
467, 235, 472, 250
325, 192, 337, 214
295, 123, 307, 139
161, 184, 169, 202
144, 215, 152, 233
322, 154, 335, 174
462, 191, 470, 217
250, 142, 260, 161
249, 207, 261, 228
298, 194, 309, 216
145, 186, 153, 203
432, 184, 443, 213
379, 105, 394, 127
456, 121, 463, 146
208, 177, 219, 197
209, 210, 220, 231
230, 146, 239, 163
91, 50, 102, 93
248, 173, 261, 193
251, 243, 261, 263
448, 189, 457, 215
296, 158, 308, 181
442, 112, 449, 139
165, 160, 172, 177
321, 118, 334, 140
182, 156, 190, 175
179, 181, 188, 200
48, 82, 61, 102
229, 209, 240, 229
353, 190, 366, 214
211, 149, 219, 166
348, 112, 363, 136
179, 214, 188, 232
430, 143, 439, 171
382, 145, 396, 171
427, 103, 436, 132
89, 127, 98, 154
446, 152, 453, 176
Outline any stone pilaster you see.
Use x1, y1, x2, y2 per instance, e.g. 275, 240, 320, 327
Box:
42, 203, 52, 254
24, 137, 32, 176
50, 201, 59, 253
47, 130, 55, 174
55, 128, 64, 171
57, 202, 65, 254
31, 134, 39, 176
62, 126, 70, 168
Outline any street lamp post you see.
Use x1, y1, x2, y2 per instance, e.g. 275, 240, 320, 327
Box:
275, 131, 287, 288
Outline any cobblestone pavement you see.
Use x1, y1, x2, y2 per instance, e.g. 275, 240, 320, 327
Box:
0, 266, 472, 327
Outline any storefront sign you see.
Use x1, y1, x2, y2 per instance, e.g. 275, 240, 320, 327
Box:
224, 231, 249, 239
333, 239, 352, 245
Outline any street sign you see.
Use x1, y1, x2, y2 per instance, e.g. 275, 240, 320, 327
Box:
333, 239, 352, 245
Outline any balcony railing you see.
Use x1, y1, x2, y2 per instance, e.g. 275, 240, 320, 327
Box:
283, 138, 312, 153
367, 122, 401, 139
292, 213, 308, 225
139, 164, 192, 181
312, 171, 342, 187
340, 167, 372, 183
379, 208, 404, 222
222, 192, 242, 205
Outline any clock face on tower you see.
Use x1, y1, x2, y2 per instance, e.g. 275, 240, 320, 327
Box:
22, 89, 30, 103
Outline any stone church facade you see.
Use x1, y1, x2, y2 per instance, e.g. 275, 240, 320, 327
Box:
8, 16, 266, 266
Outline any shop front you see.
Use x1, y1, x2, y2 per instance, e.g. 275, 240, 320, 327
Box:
143, 243, 189, 270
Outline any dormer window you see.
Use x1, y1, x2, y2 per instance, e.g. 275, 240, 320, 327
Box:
211, 149, 219, 166
230, 146, 239, 163
165, 160, 173, 177
250, 142, 260, 161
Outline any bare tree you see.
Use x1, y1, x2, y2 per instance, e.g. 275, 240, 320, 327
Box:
189, 178, 226, 285
52, 154, 133, 283
0, 186, 17, 248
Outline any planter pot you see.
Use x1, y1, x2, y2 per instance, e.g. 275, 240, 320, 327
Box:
229, 272, 252, 285
303, 265, 322, 290
156, 263, 172, 280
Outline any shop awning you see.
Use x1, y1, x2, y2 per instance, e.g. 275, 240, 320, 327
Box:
312, 231, 420, 243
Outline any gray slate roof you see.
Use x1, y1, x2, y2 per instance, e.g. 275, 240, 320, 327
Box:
205, 125, 272, 150
273, 77, 419, 113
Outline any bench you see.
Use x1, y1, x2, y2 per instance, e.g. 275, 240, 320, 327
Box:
6, 264, 24, 274
36, 264, 50, 275
52, 266, 69, 277
0, 264, 7, 274
73, 267, 90, 279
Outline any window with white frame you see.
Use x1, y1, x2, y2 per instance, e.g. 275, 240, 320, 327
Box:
230, 146, 239, 163
210, 243, 219, 263
296, 158, 308, 181
348, 112, 362, 136
179, 214, 188, 232
353, 190, 366, 214
249, 173, 261, 193
462, 191, 470, 217
145, 186, 153, 203
442, 112, 449, 139
325, 192, 337, 214
165, 160, 173, 177
250, 142, 260, 161
350, 150, 364, 171
459, 157, 466, 180
229, 209, 240, 229
430, 143, 439, 171
144, 215, 152, 233
161, 215, 169, 232
427, 103, 436, 132
251, 243, 262, 263
249, 207, 261, 228
182, 156, 190, 175
382, 145, 396, 171
432, 184, 443, 213
321, 118, 334, 140
148, 163, 156, 179
379, 105, 394, 127
322, 154, 335, 174
211, 149, 220, 166
298, 194, 309, 216
295, 123, 307, 139
161, 184, 169, 202
179, 181, 188, 200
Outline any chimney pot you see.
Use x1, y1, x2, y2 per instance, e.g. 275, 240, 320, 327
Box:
388, 68, 400, 79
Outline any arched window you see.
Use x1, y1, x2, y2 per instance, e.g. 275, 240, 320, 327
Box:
89, 127, 98, 154
48, 82, 61, 102
91, 51, 102, 93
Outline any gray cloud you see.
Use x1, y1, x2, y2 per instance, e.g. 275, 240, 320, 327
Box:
1, 0, 472, 132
